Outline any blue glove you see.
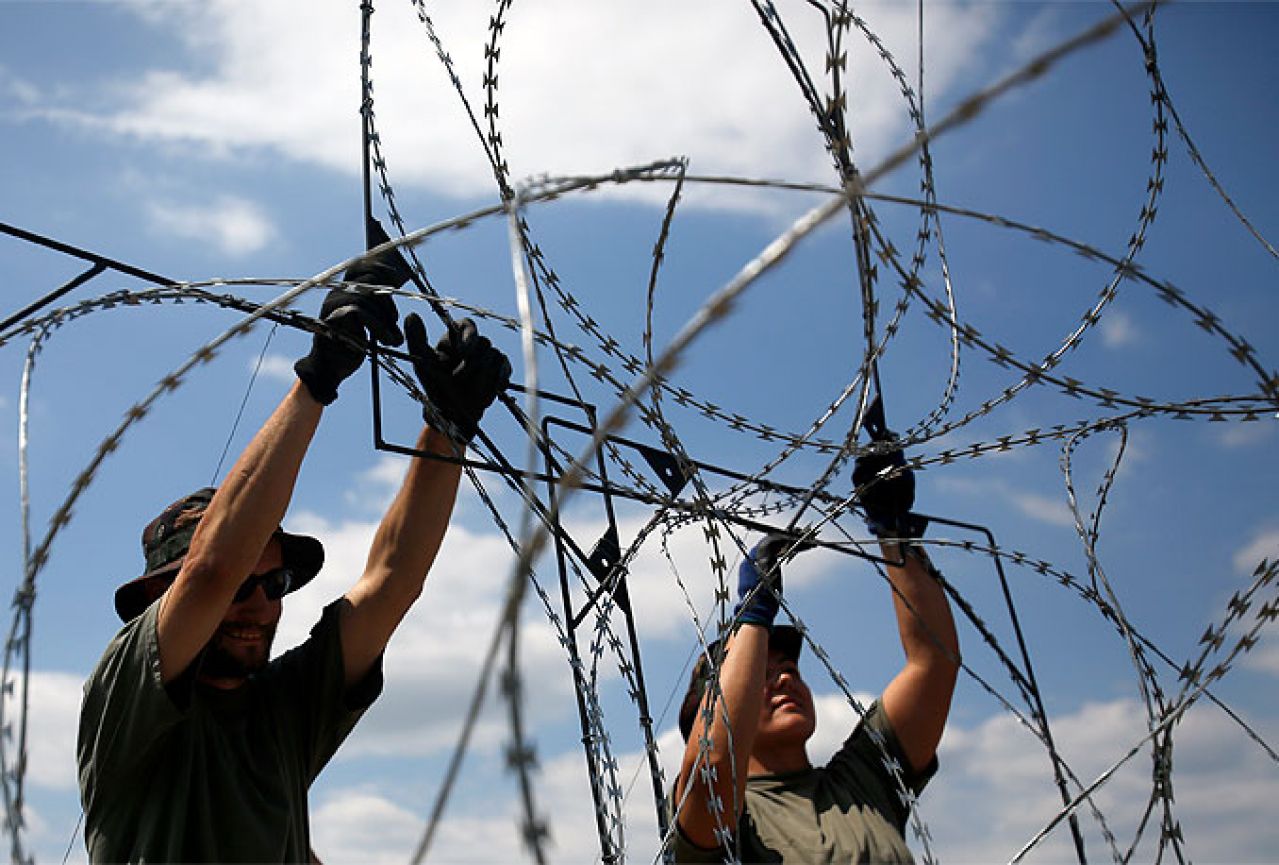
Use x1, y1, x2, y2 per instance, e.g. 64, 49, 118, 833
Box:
734, 534, 798, 628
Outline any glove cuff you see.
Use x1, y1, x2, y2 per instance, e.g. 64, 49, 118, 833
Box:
865, 512, 929, 541
732, 590, 780, 629
294, 356, 340, 406
422, 402, 479, 445
733, 603, 778, 629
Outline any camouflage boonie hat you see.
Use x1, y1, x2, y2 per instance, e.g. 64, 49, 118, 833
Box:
113, 487, 324, 622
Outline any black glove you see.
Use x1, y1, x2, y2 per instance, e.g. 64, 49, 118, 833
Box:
405, 313, 511, 442
734, 534, 811, 627
346, 218, 416, 290
294, 220, 411, 405
853, 399, 927, 539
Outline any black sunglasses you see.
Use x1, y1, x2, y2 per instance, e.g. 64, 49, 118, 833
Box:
233, 566, 294, 603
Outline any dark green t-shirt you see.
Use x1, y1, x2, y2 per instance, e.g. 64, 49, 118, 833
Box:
671, 700, 936, 864
77, 598, 383, 864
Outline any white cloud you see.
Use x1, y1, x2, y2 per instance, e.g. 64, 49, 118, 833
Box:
145, 194, 278, 256
1008, 490, 1077, 528
1233, 526, 1279, 576
1100, 308, 1140, 349
0, 65, 40, 107
309, 690, 880, 865
1216, 417, 1277, 449
806, 691, 880, 766
15, 635, 1279, 863
1243, 637, 1279, 678
937, 475, 1078, 528
274, 515, 574, 760
1, 671, 83, 792
1010, 5, 1067, 65
311, 789, 430, 865
579, 505, 845, 647
924, 697, 1279, 862
266, 494, 853, 766
342, 453, 411, 513
317, 694, 1279, 864
256, 353, 296, 384
37, 0, 1002, 214
1225, 526, 1278, 680
1104, 425, 1150, 481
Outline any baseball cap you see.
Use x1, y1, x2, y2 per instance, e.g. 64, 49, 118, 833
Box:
678, 624, 803, 742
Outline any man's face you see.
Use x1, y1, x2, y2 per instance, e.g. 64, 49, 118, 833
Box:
198, 539, 284, 686
755, 647, 816, 747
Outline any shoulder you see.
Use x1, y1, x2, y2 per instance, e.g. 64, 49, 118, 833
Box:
264, 599, 348, 676
84, 600, 168, 702
826, 699, 937, 800
260, 598, 382, 714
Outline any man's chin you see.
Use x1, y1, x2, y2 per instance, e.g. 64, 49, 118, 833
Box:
200, 634, 274, 681
774, 708, 816, 736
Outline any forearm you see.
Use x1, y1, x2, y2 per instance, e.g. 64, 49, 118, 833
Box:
361, 426, 462, 599
882, 541, 958, 666
675, 624, 767, 847
879, 540, 960, 772
339, 425, 462, 684
188, 381, 323, 580
158, 381, 323, 681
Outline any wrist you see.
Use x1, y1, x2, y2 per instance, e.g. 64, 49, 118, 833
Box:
422, 405, 477, 447
865, 511, 927, 541
420, 425, 466, 458
733, 596, 779, 628
294, 357, 339, 406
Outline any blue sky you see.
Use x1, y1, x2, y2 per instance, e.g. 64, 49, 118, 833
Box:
1, 1, 1277, 863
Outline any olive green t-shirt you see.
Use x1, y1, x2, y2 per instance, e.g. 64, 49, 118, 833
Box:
77, 598, 383, 864
671, 700, 936, 864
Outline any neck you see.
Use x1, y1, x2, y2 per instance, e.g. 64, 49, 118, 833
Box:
197, 673, 248, 690
747, 744, 811, 777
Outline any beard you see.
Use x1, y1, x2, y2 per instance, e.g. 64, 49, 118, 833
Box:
199, 624, 278, 681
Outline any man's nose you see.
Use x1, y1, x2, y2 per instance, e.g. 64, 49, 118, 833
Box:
235, 581, 270, 610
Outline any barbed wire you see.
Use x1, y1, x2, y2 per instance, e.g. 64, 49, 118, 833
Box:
1, 0, 1276, 863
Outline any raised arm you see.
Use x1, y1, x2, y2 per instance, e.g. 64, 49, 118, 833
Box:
158, 228, 409, 684
337, 313, 510, 687
853, 419, 959, 774
157, 382, 323, 683
674, 536, 793, 850
675, 625, 768, 851
878, 541, 959, 774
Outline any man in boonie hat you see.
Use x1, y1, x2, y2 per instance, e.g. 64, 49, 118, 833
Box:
77, 219, 512, 864
669, 436, 960, 863
109, 485, 326, 679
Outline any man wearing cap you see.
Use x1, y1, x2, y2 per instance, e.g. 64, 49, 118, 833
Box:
77, 226, 512, 863
671, 444, 960, 863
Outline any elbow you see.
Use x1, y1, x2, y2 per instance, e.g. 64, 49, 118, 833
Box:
906, 640, 961, 689
357, 562, 427, 610
906, 629, 961, 672
176, 551, 243, 594
930, 640, 962, 681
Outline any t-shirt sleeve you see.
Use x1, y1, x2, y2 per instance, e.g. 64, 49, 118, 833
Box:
666, 786, 737, 864
825, 699, 938, 830
264, 598, 384, 783
665, 783, 746, 865
77, 599, 188, 812
669, 824, 733, 864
